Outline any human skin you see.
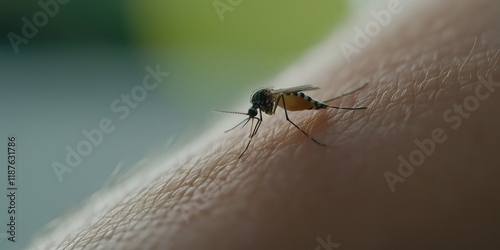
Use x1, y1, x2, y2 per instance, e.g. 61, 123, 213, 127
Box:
31, 0, 500, 249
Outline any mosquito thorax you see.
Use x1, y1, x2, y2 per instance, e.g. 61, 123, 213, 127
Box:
250, 88, 274, 115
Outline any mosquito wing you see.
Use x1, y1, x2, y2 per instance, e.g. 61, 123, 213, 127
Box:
269, 85, 320, 94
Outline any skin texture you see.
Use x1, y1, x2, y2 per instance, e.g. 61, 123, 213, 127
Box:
30, 0, 500, 249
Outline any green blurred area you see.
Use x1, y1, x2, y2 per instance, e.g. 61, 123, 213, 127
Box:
127, 1, 346, 56
125, 0, 347, 107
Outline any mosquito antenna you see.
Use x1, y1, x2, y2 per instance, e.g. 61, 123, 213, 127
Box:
225, 117, 251, 133
212, 110, 249, 116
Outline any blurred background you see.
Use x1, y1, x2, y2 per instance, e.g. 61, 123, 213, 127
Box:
0, 0, 363, 248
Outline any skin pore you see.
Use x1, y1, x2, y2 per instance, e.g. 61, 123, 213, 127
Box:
30, 0, 500, 249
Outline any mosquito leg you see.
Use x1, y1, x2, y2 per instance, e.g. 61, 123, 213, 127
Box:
252, 111, 263, 138
323, 82, 369, 103
239, 114, 263, 158
272, 93, 283, 114
248, 118, 254, 138
239, 138, 253, 159
328, 105, 367, 110
281, 95, 326, 147
239, 121, 254, 158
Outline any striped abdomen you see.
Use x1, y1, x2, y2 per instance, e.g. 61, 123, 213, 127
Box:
277, 92, 328, 111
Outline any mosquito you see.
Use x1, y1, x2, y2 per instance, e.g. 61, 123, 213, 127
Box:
214, 82, 368, 158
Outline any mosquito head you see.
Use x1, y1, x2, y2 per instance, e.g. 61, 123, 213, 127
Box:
248, 105, 258, 117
